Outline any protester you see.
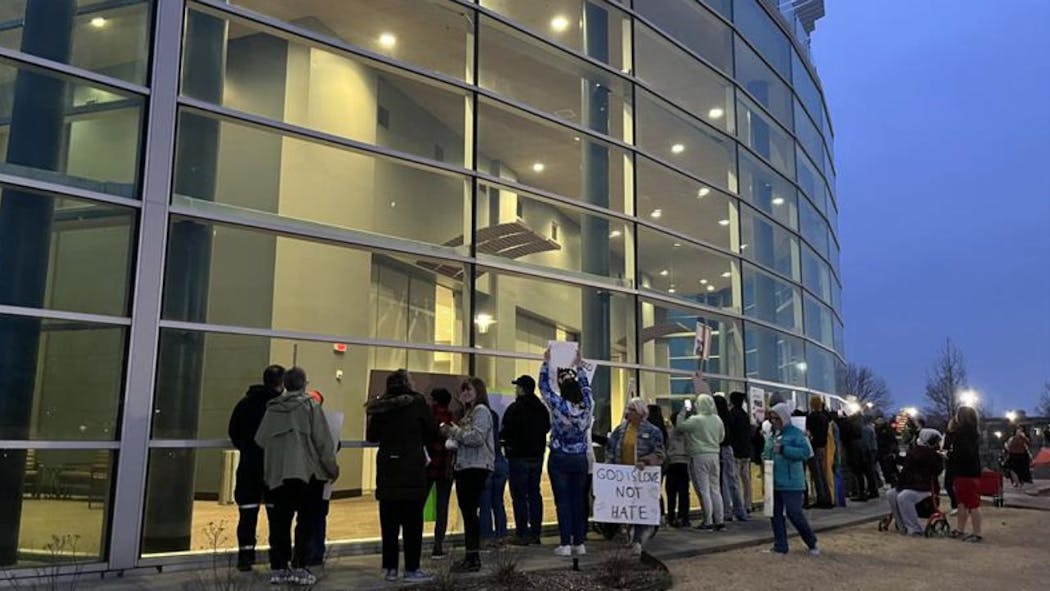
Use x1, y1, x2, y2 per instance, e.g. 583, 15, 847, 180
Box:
366, 370, 439, 583
501, 375, 550, 546
647, 404, 670, 523
539, 348, 593, 557
424, 388, 456, 559
605, 398, 666, 555
887, 429, 944, 535
255, 367, 339, 586
666, 411, 692, 527
442, 378, 495, 573
715, 395, 747, 522
677, 394, 726, 531
948, 406, 983, 543
763, 403, 820, 555
805, 396, 833, 509
307, 391, 333, 567
837, 411, 868, 501
861, 415, 882, 497
228, 364, 285, 572
479, 403, 509, 547
728, 392, 754, 513
1006, 427, 1033, 488
942, 418, 959, 515
876, 417, 900, 489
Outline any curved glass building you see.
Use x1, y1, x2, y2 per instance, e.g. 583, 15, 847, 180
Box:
0, 0, 843, 572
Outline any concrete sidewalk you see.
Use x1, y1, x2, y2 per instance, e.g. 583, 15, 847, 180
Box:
68, 500, 889, 590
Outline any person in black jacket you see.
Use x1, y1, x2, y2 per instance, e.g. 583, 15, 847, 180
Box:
501, 375, 551, 546
886, 429, 943, 535
228, 364, 285, 572
728, 392, 754, 512
805, 397, 833, 508
948, 406, 983, 542
366, 369, 441, 583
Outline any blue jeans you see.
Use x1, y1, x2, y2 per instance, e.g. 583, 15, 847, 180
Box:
508, 458, 544, 540
480, 456, 509, 540
771, 490, 818, 553
548, 452, 588, 546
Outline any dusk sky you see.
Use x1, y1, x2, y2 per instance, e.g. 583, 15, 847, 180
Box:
811, 0, 1050, 415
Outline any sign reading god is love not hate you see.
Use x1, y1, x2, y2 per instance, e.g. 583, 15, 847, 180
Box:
591, 464, 662, 526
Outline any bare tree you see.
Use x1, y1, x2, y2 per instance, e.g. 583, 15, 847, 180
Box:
1036, 381, 1050, 417
923, 338, 967, 423
842, 363, 893, 413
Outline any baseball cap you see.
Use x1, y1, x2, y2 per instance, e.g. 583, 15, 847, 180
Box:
511, 375, 536, 393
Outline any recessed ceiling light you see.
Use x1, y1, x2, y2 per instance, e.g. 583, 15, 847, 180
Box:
671, 143, 685, 154
698, 187, 711, 198
740, 243, 749, 250
650, 208, 663, 219
90, 17, 107, 28
706, 285, 715, 292
550, 15, 570, 32
532, 162, 545, 172
708, 107, 725, 119
673, 242, 682, 248
721, 271, 732, 278
378, 33, 397, 49
699, 279, 708, 285
572, 136, 581, 142
390, 201, 396, 208
668, 286, 677, 294
659, 269, 669, 276
772, 197, 785, 205
609, 230, 622, 238
718, 219, 730, 226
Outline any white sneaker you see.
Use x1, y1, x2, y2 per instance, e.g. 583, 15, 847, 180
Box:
572, 544, 586, 556
808, 548, 821, 557
289, 569, 316, 586
554, 545, 572, 557
269, 569, 291, 585
631, 543, 643, 556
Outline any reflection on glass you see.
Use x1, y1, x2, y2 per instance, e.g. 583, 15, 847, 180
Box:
799, 196, 829, 258
640, 372, 745, 418
737, 93, 795, 179
231, 0, 472, 80
830, 277, 842, 312
734, 36, 793, 129
794, 100, 824, 169
742, 264, 801, 331
633, 0, 733, 73
744, 322, 805, 386
0, 449, 113, 566
636, 157, 736, 250
796, 145, 828, 216
741, 206, 799, 279
639, 298, 743, 378
806, 344, 836, 393
792, 51, 825, 131
804, 294, 834, 348
738, 151, 797, 229
0, 1, 152, 85
833, 319, 845, 355
637, 227, 739, 312
734, 0, 791, 77
635, 23, 734, 134
801, 244, 832, 303
636, 90, 737, 192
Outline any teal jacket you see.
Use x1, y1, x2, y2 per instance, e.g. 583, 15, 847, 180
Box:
762, 424, 813, 491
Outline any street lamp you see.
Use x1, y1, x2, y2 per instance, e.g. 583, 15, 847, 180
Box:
958, 389, 979, 408
1006, 411, 1018, 423
903, 407, 919, 418
994, 431, 1003, 439
865, 402, 874, 409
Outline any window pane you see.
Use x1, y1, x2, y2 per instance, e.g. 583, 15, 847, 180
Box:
792, 51, 825, 130
638, 227, 739, 313
799, 196, 829, 258
742, 263, 801, 331
803, 294, 834, 348
737, 92, 794, 179
744, 322, 805, 386
741, 205, 798, 279
476, 184, 630, 283
794, 100, 824, 168
636, 90, 737, 192
173, 111, 467, 244
0, 60, 143, 197
796, 145, 828, 216
0, 315, 125, 440
479, 17, 631, 140
0, 1, 151, 85
478, 98, 629, 212
830, 276, 842, 312
633, 0, 732, 73
480, 0, 628, 71
833, 318, 845, 355
806, 344, 836, 393
733, 36, 792, 129
635, 23, 734, 134
738, 151, 796, 229
829, 237, 840, 276
474, 269, 635, 363
162, 219, 467, 345
642, 372, 745, 414
182, 9, 468, 166
636, 157, 736, 250
0, 449, 114, 564
734, 0, 790, 77
639, 298, 743, 377
0, 188, 135, 316
801, 244, 831, 303
230, 0, 471, 80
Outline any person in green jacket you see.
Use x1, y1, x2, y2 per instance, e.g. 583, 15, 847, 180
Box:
763, 402, 819, 555
676, 394, 725, 531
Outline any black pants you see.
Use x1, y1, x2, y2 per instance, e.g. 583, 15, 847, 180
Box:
880, 454, 899, 488
944, 469, 958, 509
455, 468, 491, 559
665, 463, 690, 523
426, 477, 454, 551
379, 499, 425, 572
266, 479, 323, 571
864, 452, 880, 496
234, 474, 271, 568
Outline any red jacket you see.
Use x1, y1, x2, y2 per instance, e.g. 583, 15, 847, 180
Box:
426, 403, 456, 480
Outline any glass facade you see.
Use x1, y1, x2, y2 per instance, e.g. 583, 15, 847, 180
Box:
0, 0, 843, 572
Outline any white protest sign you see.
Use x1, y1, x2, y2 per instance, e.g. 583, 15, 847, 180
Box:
749, 386, 766, 424
694, 322, 712, 361
322, 410, 344, 500
579, 358, 598, 386
547, 340, 578, 370
592, 463, 662, 526
791, 416, 807, 431
763, 459, 774, 517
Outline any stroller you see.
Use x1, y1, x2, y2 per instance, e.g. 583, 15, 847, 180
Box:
877, 484, 951, 538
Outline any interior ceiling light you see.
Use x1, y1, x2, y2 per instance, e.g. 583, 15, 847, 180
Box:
772, 197, 785, 205
668, 286, 677, 294
609, 230, 622, 238
673, 242, 682, 248
699, 279, 708, 284
650, 208, 663, 219
721, 271, 732, 278
706, 285, 715, 292
708, 107, 725, 119
550, 15, 570, 32
90, 17, 106, 28
698, 187, 711, 198
718, 219, 730, 226
532, 162, 545, 172
378, 32, 397, 49
671, 143, 685, 154
659, 269, 669, 276
740, 243, 749, 250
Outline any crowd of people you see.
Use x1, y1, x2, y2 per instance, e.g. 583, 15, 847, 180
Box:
225, 352, 1015, 585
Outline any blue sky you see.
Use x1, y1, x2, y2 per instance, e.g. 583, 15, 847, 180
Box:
811, 0, 1050, 415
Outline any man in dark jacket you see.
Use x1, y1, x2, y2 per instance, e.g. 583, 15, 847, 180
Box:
501, 375, 550, 546
887, 429, 943, 535
728, 392, 754, 512
805, 397, 833, 508
228, 364, 285, 572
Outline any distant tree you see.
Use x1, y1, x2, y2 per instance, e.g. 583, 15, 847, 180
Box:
1036, 382, 1050, 418
842, 363, 893, 413
923, 339, 967, 423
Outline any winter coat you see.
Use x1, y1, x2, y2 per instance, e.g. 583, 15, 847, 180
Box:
426, 403, 456, 481
500, 394, 551, 460
948, 424, 981, 478
675, 395, 724, 456
605, 420, 665, 466
539, 362, 593, 456
228, 384, 281, 484
861, 424, 878, 454
806, 410, 831, 448
667, 427, 691, 464
762, 425, 813, 491
366, 390, 440, 501
898, 445, 944, 492
728, 406, 753, 459
448, 404, 495, 472
254, 390, 340, 490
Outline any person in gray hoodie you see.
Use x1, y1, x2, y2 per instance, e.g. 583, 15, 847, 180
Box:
676, 393, 726, 531
665, 411, 692, 527
254, 367, 339, 586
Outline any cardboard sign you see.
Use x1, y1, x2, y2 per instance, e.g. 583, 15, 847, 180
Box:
579, 358, 598, 386
763, 459, 775, 517
749, 386, 766, 424
592, 463, 662, 526
322, 410, 344, 500
694, 322, 712, 361
791, 416, 807, 431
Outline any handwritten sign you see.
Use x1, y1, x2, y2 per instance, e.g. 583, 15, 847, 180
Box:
694, 322, 712, 360
592, 464, 662, 526
749, 386, 766, 424
547, 340, 578, 370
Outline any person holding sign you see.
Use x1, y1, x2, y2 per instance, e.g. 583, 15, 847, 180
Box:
605, 398, 665, 555
676, 394, 726, 531
762, 403, 820, 555
539, 346, 593, 557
